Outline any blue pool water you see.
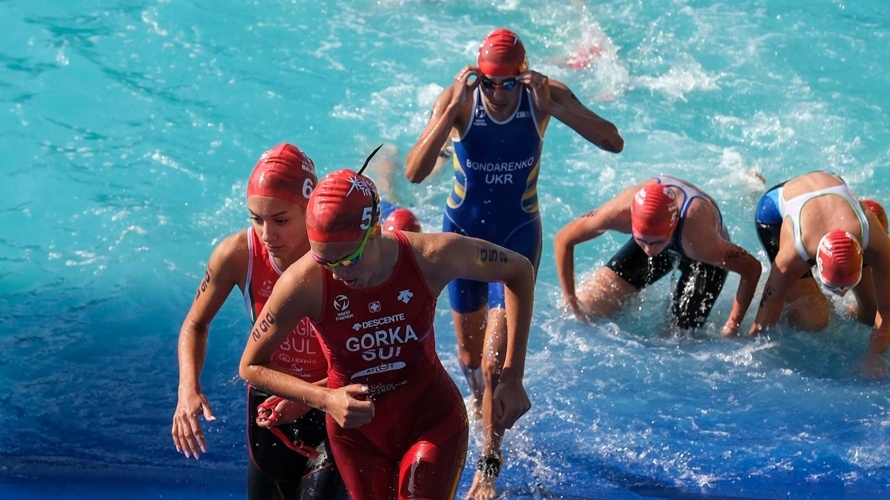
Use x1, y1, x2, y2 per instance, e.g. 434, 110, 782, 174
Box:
2, 0, 889, 498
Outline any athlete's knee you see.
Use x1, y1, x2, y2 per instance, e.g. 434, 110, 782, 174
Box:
785, 280, 831, 331
787, 302, 830, 331
453, 308, 488, 367
458, 350, 480, 369
577, 268, 635, 316
480, 355, 502, 386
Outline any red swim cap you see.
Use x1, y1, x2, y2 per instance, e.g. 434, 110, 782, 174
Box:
816, 229, 863, 288
384, 208, 422, 233
630, 183, 679, 238
862, 199, 889, 233
306, 169, 380, 243
247, 143, 317, 208
566, 44, 602, 70
477, 28, 528, 76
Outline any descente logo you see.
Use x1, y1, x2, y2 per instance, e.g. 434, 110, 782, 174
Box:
353, 313, 406, 331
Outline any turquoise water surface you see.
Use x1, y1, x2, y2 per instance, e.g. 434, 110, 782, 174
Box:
2, 0, 889, 498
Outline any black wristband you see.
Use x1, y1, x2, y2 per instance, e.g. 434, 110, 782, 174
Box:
476, 455, 501, 478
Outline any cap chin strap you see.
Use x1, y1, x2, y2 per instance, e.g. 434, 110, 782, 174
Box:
357, 144, 384, 176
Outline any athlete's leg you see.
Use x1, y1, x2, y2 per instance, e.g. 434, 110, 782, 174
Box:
785, 278, 831, 331
298, 437, 348, 500
580, 237, 675, 321
247, 386, 307, 500
327, 419, 398, 500
467, 303, 507, 500
575, 267, 638, 319
449, 279, 489, 419
672, 258, 728, 330
848, 269, 877, 324
286, 410, 348, 500
397, 377, 468, 499
444, 214, 489, 417
247, 458, 283, 500
468, 218, 541, 500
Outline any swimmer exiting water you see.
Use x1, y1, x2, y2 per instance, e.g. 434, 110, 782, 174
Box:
554, 176, 762, 336
240, 161, 534, 499
751, 171, 890, 379
406, 27, 623, 499
172, 143, 347, 499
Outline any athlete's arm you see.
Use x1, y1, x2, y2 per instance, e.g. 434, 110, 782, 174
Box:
860, 234, 890, 379
850, 270, 878, 324
172, 232, 245, 459
520, 73, 623, 153
851, 209, 888, 325
417, 233, 535, 428
748, 240, 808, 336
682, 213, 762, 336
553, 208, 610, 318
406, 66, 479, 183
255, 378, 330, 428
239, 257, 375, 429
553, 190, 635, 319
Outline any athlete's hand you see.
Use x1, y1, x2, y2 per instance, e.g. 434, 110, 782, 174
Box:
255, 396, 312, 428
491, 378, 531, 429
450, 65, 480, 110
518, 70, 553, 113
172, 389, 216, 459
565, 294, 587, 321
323, 384, 375, 429
721, 319, 740, 337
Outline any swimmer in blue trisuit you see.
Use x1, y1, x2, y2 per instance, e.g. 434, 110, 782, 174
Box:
405, 27, 623, 499
750, 171, 890, 379
554, 177, 762, 336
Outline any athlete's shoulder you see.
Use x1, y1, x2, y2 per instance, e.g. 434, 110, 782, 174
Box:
198, 230, 250, 292
546, 76, 570, 91
403, 231, 465, 267
683, 197, 722, 229
212, 230, 249, 260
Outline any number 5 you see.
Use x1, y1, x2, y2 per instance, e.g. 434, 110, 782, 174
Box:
360, 206, 373, 230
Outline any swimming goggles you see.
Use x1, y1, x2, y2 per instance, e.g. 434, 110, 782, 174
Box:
256, 396, 320, 459
309, 146, 384, 268
480, 76, 519, 91
820, 276, 860, 296
632, 230, 671, 247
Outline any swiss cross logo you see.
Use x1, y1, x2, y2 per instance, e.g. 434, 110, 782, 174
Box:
368, 301, 381, 313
